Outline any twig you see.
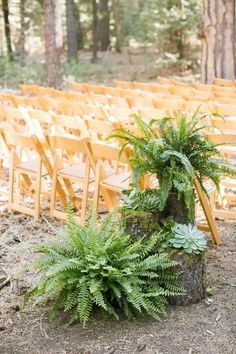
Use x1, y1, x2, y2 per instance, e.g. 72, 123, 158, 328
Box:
0, 276, 11, 290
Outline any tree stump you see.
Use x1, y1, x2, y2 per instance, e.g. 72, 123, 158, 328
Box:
161, 193, 194, 224
119, 209, 161, 241
169, 252, 206, 305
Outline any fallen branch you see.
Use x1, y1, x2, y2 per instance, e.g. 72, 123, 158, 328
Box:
0, 276, 11, 290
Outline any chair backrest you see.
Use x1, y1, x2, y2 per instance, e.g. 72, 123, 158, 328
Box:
79, 103, 108, 120
138, 107, 167, 121
215, 103, 236, 117
192, 83, 212, 92
148, 83, 170, 94
19, 85, 40, 96
29, 109, 54, 125
85, 118, 120, 141
89, 92, 110, 106
113, 80, 134, 89
211, 117, 236, 132
52, 114, 89, 137
68, 82, 89, 92
206, 133, 236, 145
128, 96, 155, 109
107, 107, 136, 123
38, 96, 57, 111
47, 134, 88, 155
90, 142, 129, 164
4, 132, 37, 155
132, 81, 150, 91
154, 99, 184, 111
183, 101, 215, 114
55, 98, 82, 116
213, 78, 236, 87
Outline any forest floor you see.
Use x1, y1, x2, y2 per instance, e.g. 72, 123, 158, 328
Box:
0, 49, 200, 89
0, 173, 236, 354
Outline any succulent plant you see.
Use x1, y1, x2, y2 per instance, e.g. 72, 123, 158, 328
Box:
170, 223, 207, 254
123, 188, 161, 213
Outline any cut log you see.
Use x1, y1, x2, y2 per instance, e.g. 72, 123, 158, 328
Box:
120, 209, 161, 241
169, 252, 206, 305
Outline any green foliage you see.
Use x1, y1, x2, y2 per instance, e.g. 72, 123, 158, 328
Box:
22, 206, 184, 326
110, 113, 236, 217
122, 188, 161, 213
0, 56, 45, 88
170, 223, 207, 254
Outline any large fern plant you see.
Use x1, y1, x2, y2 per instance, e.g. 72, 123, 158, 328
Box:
22, 206, 184, 326
110, 112, 236, 216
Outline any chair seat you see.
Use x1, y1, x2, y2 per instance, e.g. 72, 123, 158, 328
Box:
16, 158, 48, 176
59, 163, 95, 181
101, 171, 130, 191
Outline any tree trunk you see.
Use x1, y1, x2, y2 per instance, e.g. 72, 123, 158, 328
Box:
201, 0, 236, 83
120, 209, 162, 241
98, 0, 110, 51
112, 0, 122, 53
44, 0, 63, 89
75, 2, 84, 50
2, 0, 13, 60
161, 193, 194, 225
92, 0, 98, 62
19, 0, 26, 66
66, 0, 78, 61
169, 253, 206, 305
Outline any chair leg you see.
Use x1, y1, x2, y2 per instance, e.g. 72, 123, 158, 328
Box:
9, 150, 16, 211
50, 159, 58, 219
81, 160, 90, 225
15, 171, 21, 206
34, 159, 42, 219
94, 162, 102, 216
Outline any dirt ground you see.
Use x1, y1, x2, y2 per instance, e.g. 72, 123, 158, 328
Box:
0, 187, 236, 354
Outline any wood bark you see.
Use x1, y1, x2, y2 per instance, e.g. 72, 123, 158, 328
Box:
201, 0, 236, 83
44, 0, 63, 89
169, 253, 206, 305
112, 0, 122, 53
120, 210, 161, 241
19, 0, 26, 66
98, 0, 110, 51
92, 0, 98, 62
161, 193, 194, 225
2, 0, 13, 60
66, 0, 78, 61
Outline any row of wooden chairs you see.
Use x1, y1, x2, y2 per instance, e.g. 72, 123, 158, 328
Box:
1, 101, 236, 218
0, 128, 131, 222
19, 81, 236, 110
2, 90, 236, 130
68, 79, 236, 102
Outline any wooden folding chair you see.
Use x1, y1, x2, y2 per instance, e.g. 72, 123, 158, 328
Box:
89, 92, 110, 106
132, 81, 150, 91
107, 107, 137, 124
148, 83, 170, 94
47, 135, 94, 224
3, 132, 49, 219
38, 96, 57, 112
79, 103, 108, 120
206, 133, 236, 221
19, 85, 41, 96
153, 99, 184, 111
138, 107, 167, 122
85, 118, 120, 143
213, 78, 236, 87
89, 142, 131, 213
52, 114, 89, 138
113, 80, 134, 89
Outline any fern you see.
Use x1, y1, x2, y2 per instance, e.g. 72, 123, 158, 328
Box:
110, 113, 236, 216
21, 208, 184, 326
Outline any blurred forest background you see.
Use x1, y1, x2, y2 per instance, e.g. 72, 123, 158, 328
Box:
0, 0, 203, 88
